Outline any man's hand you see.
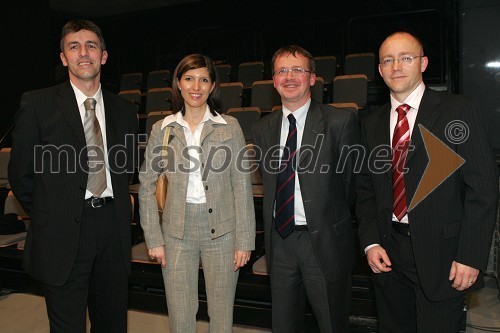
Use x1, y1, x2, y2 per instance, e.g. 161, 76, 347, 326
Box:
234, 250, 251, 271
148, 246, 166, 268
366, 245, 392, 273
449, 261, 479, 291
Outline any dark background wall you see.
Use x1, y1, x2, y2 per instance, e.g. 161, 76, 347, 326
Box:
3, 0, 499, 151
3, 0, 52, 140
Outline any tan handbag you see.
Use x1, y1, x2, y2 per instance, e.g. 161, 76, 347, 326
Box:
155, 127, 171, 212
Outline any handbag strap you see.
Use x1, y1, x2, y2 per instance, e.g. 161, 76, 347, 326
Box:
161, 126, 171, 171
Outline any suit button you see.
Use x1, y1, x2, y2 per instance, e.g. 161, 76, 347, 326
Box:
79, 186, 85, 191
74, 218, 80, 223
205, 185, 208, 190
208, 208, 213, 213
383, 234, 387, 238
211, 229, 215, 234
202, 163, 205, 167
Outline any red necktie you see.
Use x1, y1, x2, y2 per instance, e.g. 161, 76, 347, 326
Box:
275, 114, 297, 238
392, 104, 411, 221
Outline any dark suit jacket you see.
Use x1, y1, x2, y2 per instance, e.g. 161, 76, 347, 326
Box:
356, 87, 498, 301
252, 100, 360, 282
9, 81, 138, 286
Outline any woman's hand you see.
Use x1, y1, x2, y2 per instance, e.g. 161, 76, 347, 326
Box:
234, 250, 251, 271
148, 246, 166, 268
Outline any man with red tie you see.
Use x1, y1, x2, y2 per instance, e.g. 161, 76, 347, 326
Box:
356, 31, 498, 332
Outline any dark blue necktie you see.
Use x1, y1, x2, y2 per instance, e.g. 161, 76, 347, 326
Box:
275, 114, 297, 238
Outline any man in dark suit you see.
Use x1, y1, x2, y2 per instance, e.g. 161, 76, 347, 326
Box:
9, 20, 137, 332
356, 31, 498, 332
252, 45, 360, 332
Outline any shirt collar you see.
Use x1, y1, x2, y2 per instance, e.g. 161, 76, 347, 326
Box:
390, 81, 425, 113
281, 98, 311, 128
161, 105, 226, 129
70, 81, 102, 108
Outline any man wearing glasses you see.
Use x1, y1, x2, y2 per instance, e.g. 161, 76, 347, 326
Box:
252, 45, 360, 332
356, 31, 498, 332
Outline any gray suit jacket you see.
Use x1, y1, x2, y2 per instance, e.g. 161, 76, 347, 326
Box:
252, 100, 361, 282
139, 113, 255, 251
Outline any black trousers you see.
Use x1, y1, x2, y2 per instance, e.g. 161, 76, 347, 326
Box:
42, 201, 128, 333
270, 227, 351, 333
374, 228, 465, 333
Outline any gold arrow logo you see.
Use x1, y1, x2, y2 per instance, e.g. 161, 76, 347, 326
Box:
408, 124, 465, 211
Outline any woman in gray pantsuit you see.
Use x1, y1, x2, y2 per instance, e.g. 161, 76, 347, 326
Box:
139, 54, 255, 333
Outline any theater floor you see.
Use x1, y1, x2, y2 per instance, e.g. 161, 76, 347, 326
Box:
0, 276, 498, 333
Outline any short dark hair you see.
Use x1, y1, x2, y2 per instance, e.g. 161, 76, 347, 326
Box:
171, 54, 222, 115
271, 45, 315, 75
60, 19, 106, 51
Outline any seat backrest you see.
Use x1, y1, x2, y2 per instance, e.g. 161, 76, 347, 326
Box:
227, 107, 261, 142
250, 80, 281, 112
145, 87, 173, 114
219, 82, 243, 114
120, 72, 143, 91
329, 102, 359, 118
237, 62, 265, 88
333, 74, 368, 108
314, 56, 337, 84
0, 150, 10, 180
145, 111, 172, 136
311, 77, 325, 103
4, 191, 27, 216
118, 89, 141, 105
246, 143, 263, 197
344, 52, 376, 81
215, 64, 232, 83
146, 70, 171, 90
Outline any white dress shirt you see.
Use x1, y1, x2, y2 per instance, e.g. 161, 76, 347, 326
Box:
161, 106, 227, 204
275, 99, 311, 226
70, 82, 114, 199
364, 81, 425, 253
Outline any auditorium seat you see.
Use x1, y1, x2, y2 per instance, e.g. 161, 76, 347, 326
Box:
332, 74, 368, 109
0, 149, 10, 188
250, 80, 281, 113
227, 107, 261, 143
344, 52, 376, 81
146, 70, 171, 90
237, 61, 265, 89
120, 72, 143, 91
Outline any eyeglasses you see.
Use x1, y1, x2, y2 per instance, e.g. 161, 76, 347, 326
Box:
274, 67, 313, 77
380, 55, 424, 67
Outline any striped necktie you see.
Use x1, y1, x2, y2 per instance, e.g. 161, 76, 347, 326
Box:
83, 98, 107, 197
275, 114, 297, 238
392, 104, 411, 221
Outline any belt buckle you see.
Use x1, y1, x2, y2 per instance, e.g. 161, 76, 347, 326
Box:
90, 197, 103, 208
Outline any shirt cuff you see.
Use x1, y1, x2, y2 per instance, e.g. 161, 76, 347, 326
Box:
364, 243, 380, 254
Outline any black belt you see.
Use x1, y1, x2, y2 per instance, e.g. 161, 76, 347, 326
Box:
294, 225, 308, 231
392, 221, 411, 237
85, 196, 114, 208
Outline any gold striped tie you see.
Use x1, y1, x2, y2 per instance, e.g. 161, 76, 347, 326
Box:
83, 98, 107, 197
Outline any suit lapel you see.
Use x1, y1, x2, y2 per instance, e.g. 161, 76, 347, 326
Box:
299, 101, 323, 165
266, 108, 282, 149
57, 82, 86, 147
103, 90, 118, 151
406, 88, 442, 163
375, 104, 392, 181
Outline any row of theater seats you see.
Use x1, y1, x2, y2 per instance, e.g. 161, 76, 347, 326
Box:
120, 74, 368, 117
143, 102, 358, 146
119, 53, 376, 92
